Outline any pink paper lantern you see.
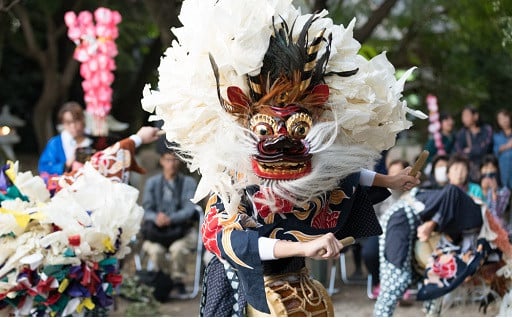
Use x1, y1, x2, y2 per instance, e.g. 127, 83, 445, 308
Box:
426, 94, 446, 156
65, 7, 122, 136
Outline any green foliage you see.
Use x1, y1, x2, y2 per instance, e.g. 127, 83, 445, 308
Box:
311, 0, 512, 144
1, 0, 511, 151
119, 275, 161, 317
359, 44, 378, 59
416, 1, 512, 124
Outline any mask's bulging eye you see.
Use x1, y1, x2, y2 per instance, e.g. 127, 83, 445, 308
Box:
250, 114, 278, 137
254, 123, 272, 136
286, 113, 312, 139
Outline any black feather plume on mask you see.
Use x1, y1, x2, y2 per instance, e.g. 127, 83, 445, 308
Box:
259, 15, 324, 89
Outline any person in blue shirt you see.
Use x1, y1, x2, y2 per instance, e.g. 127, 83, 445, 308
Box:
493, 109, 512, 191
38, 102, 92, 176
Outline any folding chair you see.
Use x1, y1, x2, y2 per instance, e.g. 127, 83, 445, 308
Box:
182, 205, 205, 299
339, 250, 367, 285
326, 249, 367, 296
133, 204, 205, 299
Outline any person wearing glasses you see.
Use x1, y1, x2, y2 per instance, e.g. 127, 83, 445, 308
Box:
480, 154, 511, 227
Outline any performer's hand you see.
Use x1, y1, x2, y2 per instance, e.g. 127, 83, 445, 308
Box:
136, 126, 160, 144
417, 220, 436, 242
273, 235, 354, 259
303, 233, 344, 260
387, 167, 421, 191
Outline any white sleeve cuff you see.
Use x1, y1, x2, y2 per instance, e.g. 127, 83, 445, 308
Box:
258, 237, 279, 260
129, 134, 142, 148
360, 168, 376, 186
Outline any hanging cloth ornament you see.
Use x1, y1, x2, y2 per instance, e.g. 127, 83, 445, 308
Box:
64, 7, 122, 136
426, 94, 445, 155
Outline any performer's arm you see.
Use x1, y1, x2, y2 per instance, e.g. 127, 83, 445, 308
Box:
131, 126, 159, 147
259, 234, 346, 260
361, 168, 420, 191
270, 232, 345, 260
202, 195, 348, 262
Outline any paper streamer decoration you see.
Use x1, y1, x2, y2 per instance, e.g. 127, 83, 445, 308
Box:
0, 161, 142, 316
64, 7, 122, 136
426, 94, 445, 155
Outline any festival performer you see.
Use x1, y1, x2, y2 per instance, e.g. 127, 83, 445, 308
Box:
141, 0, 426, 316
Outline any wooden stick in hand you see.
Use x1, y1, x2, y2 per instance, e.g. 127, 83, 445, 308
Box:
409, 150, 429, 177
318, 236, 356, 256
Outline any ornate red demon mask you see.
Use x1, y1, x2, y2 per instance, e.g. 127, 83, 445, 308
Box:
210, 15, 357, 180
226, 83, 329, 180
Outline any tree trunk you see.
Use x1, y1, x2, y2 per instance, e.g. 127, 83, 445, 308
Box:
353, 0, 399, 43
11, 2, 82, 151
33, 72, 61, 151
311, 0, 328, 12
113, 37, 163, 130
143, 0, 179, 48
113, 0, 180, 131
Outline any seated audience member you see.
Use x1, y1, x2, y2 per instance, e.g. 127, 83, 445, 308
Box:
141, 147, 198, 297
446, 153, 485, 202
421, 155, 449, 190
39, 102, 93, 176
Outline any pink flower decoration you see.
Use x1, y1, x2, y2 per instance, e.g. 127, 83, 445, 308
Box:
426, 94, 446, 155
65, 7, 121, 136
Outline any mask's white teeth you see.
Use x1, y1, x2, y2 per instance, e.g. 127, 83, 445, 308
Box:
257, 162, 308, 174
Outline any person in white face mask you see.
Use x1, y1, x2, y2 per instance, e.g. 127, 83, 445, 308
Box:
434, 164, 448, 186
421, 155, 450, 189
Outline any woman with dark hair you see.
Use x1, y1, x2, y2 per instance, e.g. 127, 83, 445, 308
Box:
38, 101, 93, 175
480, 154, 511, 226
493, 109, 512, 191
425, 112, 456, 164
446, 153, 484, 202
454, 105, 493, 183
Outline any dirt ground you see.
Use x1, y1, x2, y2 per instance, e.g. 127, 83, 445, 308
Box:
111, 288, 494, 317
111, 252, 499, 317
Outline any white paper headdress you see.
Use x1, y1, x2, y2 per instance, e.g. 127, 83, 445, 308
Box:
142, 0, 422, 213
